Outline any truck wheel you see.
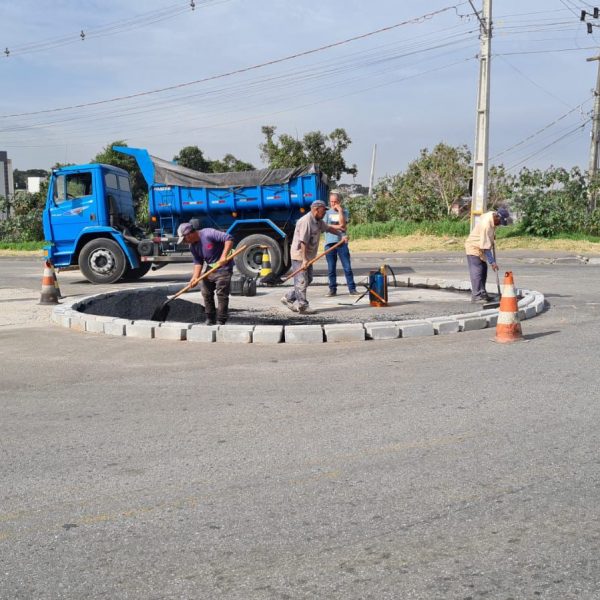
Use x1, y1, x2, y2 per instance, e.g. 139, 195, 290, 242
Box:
78, 238, 127, 284
123, 261, 151, 281
234, 234, 283, 278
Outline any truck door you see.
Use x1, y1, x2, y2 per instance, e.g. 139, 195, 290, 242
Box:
48, 171, 97, 253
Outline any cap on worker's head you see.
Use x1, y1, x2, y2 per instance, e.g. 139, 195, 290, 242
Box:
329, 189, 343, 201
177, 222, 195, 244
310, 200, 327, 210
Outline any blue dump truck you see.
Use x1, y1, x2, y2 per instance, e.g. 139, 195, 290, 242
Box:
43, 146, 329, 284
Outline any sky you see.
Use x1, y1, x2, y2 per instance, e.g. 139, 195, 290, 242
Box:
1, 0, 599, 184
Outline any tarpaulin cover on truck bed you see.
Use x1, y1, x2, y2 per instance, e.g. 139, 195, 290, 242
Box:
151, 155, 325, 188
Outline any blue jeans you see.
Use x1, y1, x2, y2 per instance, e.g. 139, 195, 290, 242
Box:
325, 242, 356, 292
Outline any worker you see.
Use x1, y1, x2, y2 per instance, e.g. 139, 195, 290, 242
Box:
465, 211, 501, 302
324, 190, 359, 296
281, 200, 348, 314
177, 222, 234, 325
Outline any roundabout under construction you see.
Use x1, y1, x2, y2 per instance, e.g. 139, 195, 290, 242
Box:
49, 272, 545, 344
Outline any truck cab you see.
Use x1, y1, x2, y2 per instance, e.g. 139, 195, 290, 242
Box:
43, 163, 148, 284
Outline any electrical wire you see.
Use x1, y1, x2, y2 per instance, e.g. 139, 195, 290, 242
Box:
491, 99, 592, 160
505, 121, 588, 171
0, 3, 467, 119
1, 1, 227, 58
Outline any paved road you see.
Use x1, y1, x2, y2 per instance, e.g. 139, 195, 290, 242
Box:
1, 254, 600, 599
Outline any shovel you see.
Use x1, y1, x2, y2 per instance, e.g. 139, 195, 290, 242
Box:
261, 239, 346, 285
151, 245, 247, 321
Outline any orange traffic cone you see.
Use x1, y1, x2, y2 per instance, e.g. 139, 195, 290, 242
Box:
38, 260, 60, 305
494, 271, 523, 343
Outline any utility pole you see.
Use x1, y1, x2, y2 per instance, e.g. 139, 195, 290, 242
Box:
368, 144, 377, 196
470, 0, 492, 231
587, 55, 600, 211
582, 8, 600, 211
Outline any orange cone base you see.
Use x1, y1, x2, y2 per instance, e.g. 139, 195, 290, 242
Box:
494, 323, 523, 343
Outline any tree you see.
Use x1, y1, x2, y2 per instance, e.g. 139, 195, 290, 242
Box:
508, 166, 589, 236
373, 143, 472, 221
173, 146, 255, 172
173, 145, 210, 172
259, 125, 357, 182
92, 141, 147, 205
210, 153, 255, 172
0, 188, 46, 242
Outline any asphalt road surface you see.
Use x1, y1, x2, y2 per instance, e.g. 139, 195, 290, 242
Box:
1, 253, 600, 600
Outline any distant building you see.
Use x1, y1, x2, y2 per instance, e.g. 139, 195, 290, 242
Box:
27, 176, 46, 194
0, 151, 15, 220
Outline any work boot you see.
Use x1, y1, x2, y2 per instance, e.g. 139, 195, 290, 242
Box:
325, 289, 336, 297
205, 314, 216, 325
280, 296, 296, 311
297, 305, 316, 314
348, 289, 361, 296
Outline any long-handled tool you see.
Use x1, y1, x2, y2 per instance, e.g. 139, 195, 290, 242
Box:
261, 238, 346, 285
151, 245, 247, 321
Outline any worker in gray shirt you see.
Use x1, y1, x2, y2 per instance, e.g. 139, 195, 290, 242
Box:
281, 200, 347, 314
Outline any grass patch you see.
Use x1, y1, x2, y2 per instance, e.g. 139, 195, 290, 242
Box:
0, 241, 46, 251
348, 219, 469, 239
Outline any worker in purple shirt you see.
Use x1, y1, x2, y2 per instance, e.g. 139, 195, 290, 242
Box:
177, 222, 234, 325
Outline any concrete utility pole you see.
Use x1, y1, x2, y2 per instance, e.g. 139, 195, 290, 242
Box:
368, 144, 377, 196
587, 54, 600, 212
470, 0, 492, 231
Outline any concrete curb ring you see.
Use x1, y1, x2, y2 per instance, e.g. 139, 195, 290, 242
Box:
50, 276, 546, 344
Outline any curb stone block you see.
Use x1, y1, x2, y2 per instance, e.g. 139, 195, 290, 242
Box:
458, 316, 488, 332
126, 320, 155, 339
217, 325, 254, 343
60, 315, 72, 328
155, 323, 188, 340
85, 319, 115, 333
365, 321, 399, 340
485, 314, 498, 327
524, 305, 536, 319
534, 299, 545, 314
104, 321, 126, 336
284, 325, 324, 344
432, 320, 460, 335
187, 325, 218, 343
69, 316, 85, 332
397, 322, 434, 338
253, 325, 283, 344
323, 323, 365, 342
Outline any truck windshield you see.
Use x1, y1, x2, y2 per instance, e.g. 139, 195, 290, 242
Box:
54, 173, 93, 205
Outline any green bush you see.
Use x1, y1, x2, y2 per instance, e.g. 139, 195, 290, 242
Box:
0, 191, 45, 242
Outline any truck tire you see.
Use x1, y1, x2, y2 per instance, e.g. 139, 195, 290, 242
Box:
78, 238, 127, 284
234, 234, 283, 278
123, 261, 151, 281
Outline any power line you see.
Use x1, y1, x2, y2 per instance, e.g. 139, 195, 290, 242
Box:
506, 121, 588, 170
491, 99, 592, 160
0, 3, 465, 119
2, 1, 224, 58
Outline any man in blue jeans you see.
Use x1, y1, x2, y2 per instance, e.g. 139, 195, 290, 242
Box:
324, 191, 358, 296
